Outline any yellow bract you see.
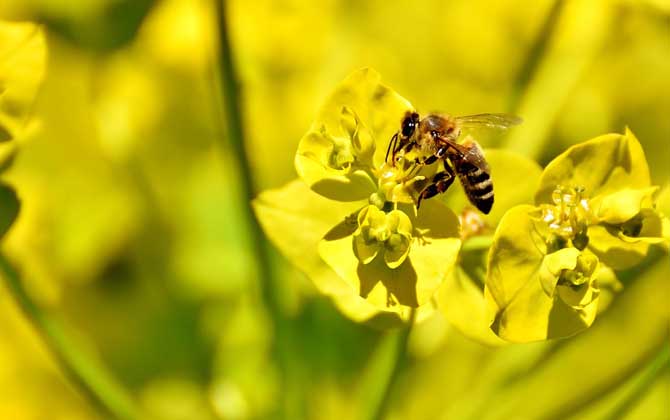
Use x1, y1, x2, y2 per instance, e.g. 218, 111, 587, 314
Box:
295, 68, 412, 202
486, 129, 669, 342
257, 69, 463, 326
536, 128, 650, 203
485, 206, 600, 342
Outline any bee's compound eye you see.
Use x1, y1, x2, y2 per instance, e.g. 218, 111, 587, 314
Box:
401, 117, 415, 137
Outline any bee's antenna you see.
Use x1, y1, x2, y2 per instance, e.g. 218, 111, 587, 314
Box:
386, 132, 398, 164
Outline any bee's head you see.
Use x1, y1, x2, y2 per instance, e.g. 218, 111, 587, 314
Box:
401, 112, 420, 138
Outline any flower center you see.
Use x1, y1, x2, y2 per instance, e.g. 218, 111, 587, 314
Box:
374, 158, 428, 206
541, 185, 592, 250
352, 205, 413, 269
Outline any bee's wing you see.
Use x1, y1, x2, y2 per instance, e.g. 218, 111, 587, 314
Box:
454, 113, 522, 130
441, 135, 489, 170
458, 137, 490, 171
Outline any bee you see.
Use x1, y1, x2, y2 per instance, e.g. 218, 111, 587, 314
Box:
386, 111, 522, 213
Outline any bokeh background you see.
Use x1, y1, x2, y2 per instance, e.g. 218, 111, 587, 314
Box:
0, 0, 668, 419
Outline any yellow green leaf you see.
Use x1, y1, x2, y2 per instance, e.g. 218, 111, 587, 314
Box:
536, 128, 650, 204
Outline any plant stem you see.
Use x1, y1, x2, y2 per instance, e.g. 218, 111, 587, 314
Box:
0, 254, 139, 420
600, 344, 669, 420
366, 311, 415, 420
503, 0, 612, 160
212, 1, 296, 418
461, 235, 494, 252
506, 0, 564, 113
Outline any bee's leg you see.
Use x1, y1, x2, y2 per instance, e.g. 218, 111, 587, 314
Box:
386, 133, 398, 164
415, 145, 447, 166
417, 164, 455, 208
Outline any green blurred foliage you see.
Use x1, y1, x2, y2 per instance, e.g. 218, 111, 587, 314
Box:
0, 0, 668, 419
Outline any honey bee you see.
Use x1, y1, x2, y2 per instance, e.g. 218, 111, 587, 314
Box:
386, 111, 522, 213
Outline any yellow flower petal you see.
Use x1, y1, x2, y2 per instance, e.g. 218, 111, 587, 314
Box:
536, 129, 650, 204
485, 205, 599, 342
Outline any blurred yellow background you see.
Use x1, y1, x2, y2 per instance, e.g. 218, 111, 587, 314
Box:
0, 0, 668, 419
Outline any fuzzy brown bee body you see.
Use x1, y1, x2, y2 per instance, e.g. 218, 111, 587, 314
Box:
387, 111, 521, 214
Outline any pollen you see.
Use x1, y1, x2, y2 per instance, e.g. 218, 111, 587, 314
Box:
541, 185, 593, 246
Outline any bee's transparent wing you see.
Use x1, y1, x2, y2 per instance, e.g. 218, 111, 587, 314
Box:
454, 113, 522, 130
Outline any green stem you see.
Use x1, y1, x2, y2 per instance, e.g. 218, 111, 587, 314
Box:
461, 235, 494, 252
600, 344, 670, 420
366, 311, 415, 420
506, 0, 563, 113
212, 1, 296, 418
503, 0, 612, 159
0, 254, 139, 420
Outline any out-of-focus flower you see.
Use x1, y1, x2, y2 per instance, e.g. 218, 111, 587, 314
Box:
0, 20, 45, 242
0, 0, 155, 52
255, 69, 461, 325
0, 21, 45, 159
136, 0, 216, 74
486, 129, 669, 342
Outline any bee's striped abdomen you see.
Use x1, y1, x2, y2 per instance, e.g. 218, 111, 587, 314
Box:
457, 164, 494, 214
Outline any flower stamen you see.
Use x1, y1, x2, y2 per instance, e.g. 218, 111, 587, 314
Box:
541, 185, 593, 249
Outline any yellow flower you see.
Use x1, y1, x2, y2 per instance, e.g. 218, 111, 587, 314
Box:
485, 129, 668, 342
255, 69, 461, 325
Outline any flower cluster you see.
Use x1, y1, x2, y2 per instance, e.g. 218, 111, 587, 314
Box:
256, 69, 462, 324
255, 69, 669, 340
485, 130, 669, 342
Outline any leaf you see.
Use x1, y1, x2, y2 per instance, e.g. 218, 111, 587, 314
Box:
253, 179, 363, 297
536, 129, 650, 205
0, 21, 46, 148
319, 199, 460, 318
295, 68, 413, 201
485, 205, 599, 342
442, 148, 542, 227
